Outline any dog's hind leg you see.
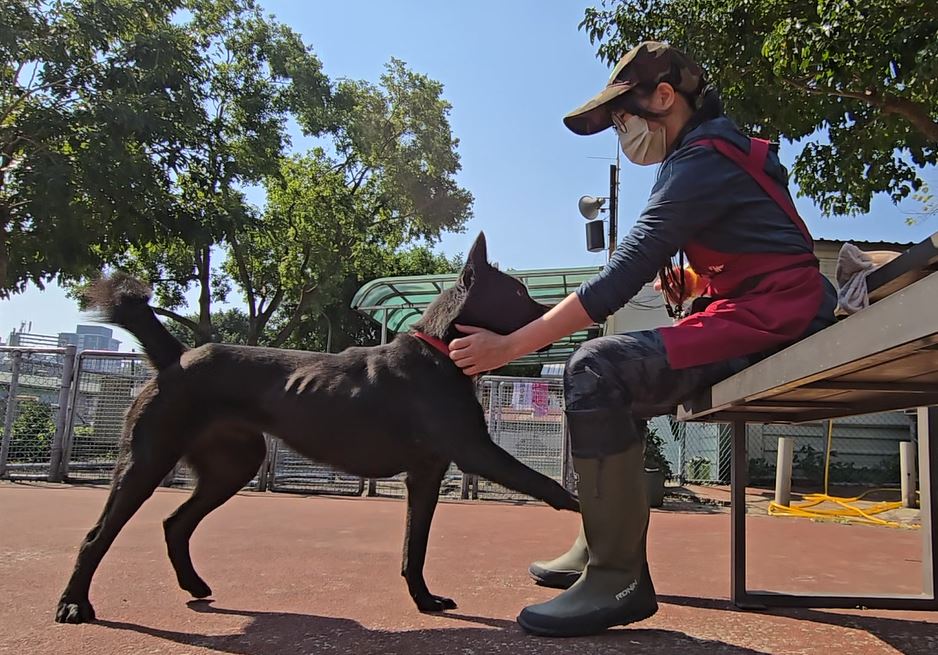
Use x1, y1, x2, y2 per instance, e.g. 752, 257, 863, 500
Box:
402, 459, 455, 612
55, 434, 182, 623
164, 428, 266, 599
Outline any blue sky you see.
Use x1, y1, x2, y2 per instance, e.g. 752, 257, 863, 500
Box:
2, 0, 934, 349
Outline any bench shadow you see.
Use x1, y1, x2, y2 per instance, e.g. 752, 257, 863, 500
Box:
659, 594, 937, 655
93, 600, 772, 655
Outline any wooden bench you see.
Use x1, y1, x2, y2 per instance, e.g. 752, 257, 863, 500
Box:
678, 232, 938, 611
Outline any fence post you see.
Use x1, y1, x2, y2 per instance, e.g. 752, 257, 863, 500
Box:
48, 345, 77, 482
364, 479, 378, 497
0, 350, 23, 478
900, 440, 918, 509
59, 353, 85, 481
774, 436, 794, 507
256, 435, 271, 492
265, 437, 280, 492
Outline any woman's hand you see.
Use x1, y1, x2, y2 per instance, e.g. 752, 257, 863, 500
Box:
449, 325, 520, 376
448, 292, 595, 377
654, 266, 708, 305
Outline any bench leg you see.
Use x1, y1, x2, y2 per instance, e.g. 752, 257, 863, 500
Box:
920, 406, 938, 601
731, 420, 764, 609
730, 407, 938, 611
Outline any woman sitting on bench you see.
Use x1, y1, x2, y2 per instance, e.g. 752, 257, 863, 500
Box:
448, 41, 837, 638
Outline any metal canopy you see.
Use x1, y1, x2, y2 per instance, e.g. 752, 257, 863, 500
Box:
350, 266, 603, 364
678, 269, 938, 424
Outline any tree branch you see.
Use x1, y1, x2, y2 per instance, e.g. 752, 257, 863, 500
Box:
782, 77, 938, 141
269, 284, 318, 348
228, 231, 256, 321
195, 245, 213, 344
152, 306, 200, 333
1, 63, 98, 126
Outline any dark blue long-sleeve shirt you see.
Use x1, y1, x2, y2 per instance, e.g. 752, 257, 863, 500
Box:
576, 117, 813, 323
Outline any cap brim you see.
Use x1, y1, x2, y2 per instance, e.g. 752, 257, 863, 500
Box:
563, 81, 635, 136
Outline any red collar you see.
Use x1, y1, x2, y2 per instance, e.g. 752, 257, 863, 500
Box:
411, 331, 450, 357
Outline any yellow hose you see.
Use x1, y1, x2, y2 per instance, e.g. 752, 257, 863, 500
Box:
766, 419, 918, 529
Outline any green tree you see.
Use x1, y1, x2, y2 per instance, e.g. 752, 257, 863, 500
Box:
161, 245, 461, 352
164, 307, 251, 347
10, 399, 55, 463
1, 0, 203, 297
116, 0, 332, 344
222, 59, 471, 346
581, 0, 938, 215
256, 244, 463, 353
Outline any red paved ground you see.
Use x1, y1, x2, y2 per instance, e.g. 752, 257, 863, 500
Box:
1, 482, 936, 655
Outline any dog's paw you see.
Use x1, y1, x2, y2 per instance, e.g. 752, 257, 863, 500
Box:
549, 489, 580, 513
181, 577, 212, 599
55, 599, 96, 624
416, 594, 458, 613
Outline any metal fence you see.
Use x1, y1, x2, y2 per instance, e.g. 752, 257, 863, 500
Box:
0, 347, 73, 480
650, 411, 914, 489
0, 348, 570, 502
62, 351, 153, 482
470, 376, 567, 501
0, 346, 918, 499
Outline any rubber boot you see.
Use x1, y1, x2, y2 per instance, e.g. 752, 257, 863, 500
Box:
528, 525, 588, 589
517, 441, 657, 637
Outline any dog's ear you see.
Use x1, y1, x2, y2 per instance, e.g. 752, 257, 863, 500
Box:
467, 232, 488, 270
457, 259, 474, 289
458, 232, 488, 288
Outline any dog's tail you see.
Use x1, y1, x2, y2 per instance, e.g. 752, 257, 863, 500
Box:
85, 272, 186, 372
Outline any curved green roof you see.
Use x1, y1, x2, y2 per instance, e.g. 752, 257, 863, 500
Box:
350, 266, 603, 364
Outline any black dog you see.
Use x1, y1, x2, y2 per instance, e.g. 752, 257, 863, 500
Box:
55, 233, 579, 624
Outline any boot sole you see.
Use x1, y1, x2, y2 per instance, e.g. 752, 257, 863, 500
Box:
516, 602, 658, 638
527, 566, 582, 590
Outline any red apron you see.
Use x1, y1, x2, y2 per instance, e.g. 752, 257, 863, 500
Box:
658, 138, 824, 370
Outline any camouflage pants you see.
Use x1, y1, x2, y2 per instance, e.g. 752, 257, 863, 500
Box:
563, 329, 750, 458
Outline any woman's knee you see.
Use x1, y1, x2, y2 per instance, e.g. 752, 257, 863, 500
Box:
563, 331, 666, 411
564, 337, 626, 410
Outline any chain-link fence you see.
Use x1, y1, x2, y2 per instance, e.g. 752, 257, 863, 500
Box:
267, 439, 365, 495
0, 347, 74, 479
2, 348, 571, 504
2, 345, 916, 499
651, 411, 914, 490
469, 376, 567, 501
61, 352, 153, 482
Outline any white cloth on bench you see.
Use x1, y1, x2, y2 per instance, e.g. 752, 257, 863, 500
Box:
835, 243, 901, 316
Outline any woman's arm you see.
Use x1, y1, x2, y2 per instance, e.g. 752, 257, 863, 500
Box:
449, 292, 593, 376
450, 141, 736, 376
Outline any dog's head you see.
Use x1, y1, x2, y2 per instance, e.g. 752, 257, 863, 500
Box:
415, 232, 550, 343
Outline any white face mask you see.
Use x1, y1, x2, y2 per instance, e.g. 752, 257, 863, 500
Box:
613, 114, 667, 166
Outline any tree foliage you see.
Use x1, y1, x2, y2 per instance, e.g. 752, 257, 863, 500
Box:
225, 60, 471, 346
1, 0, 203, 296
4, 0, 472, 349
10, 398, 55, 463
581, 0, 938, 215
112, 0, 334, 344
165, 245, 462, 351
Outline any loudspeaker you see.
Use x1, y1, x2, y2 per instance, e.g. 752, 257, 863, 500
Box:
585, 220, 605, 252
578, 195, 605, 220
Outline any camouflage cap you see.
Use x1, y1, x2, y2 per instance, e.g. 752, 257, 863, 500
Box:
563, 41, 705, 136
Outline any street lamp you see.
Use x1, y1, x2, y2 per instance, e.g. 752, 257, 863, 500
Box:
577, 163, 619, 260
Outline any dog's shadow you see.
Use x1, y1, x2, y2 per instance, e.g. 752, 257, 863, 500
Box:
94, 600, 772, 655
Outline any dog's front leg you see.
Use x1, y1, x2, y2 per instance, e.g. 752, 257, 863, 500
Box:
401, 461, 455, 612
